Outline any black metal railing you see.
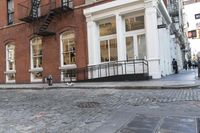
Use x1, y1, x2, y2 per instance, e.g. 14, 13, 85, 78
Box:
63, 59, 149, 82
18, 0, 73, 23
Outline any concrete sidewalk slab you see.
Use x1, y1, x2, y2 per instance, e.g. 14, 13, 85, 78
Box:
0, 69, 199, 90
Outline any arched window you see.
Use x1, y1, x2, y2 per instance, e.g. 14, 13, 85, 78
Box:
30, 37, 43, 82
5, 43, 16, 83
61, 30, 76, 66
60, 30, 76, 81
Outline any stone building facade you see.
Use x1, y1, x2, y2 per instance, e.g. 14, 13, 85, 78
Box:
0, 0, 188, 83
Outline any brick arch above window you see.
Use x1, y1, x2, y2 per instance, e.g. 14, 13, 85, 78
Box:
3, 39, 15, 46
57, 26, 77, 35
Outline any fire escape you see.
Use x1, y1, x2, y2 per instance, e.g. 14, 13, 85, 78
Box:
18, 0, 73, 36
168, 0, 186, 49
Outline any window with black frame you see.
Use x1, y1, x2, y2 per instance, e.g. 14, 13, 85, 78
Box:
7, 0, 14, 25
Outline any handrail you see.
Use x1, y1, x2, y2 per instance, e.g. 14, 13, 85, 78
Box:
65, 59, 149, 81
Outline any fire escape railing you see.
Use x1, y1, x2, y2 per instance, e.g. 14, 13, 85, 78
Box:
63, 59, 149, 82
18, 0, 73, 36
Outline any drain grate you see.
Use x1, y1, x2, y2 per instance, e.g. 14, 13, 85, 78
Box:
77, 102, 100, 108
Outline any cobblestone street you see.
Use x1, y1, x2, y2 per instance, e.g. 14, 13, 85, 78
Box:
1, 88, 200, 133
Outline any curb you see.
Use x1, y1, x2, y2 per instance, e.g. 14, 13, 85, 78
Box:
0, 84, 199, 90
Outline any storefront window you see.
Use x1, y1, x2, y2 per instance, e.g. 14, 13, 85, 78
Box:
31, 37, 42, 68
30, 37, 43, 81
100, 39, 117, 62
61, 31, 76, 65
6, 43, 16, 82
126, 37, 134, 60
99, 18, 117, 62
137, 34, 146, 59
6, 44, 15, 70
60, 31, 76, 81
125, 16, 144, 32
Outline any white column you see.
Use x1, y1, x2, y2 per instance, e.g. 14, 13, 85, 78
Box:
86, 16, 99, 65
116, 14, 126, 61
145, 0, 161, 79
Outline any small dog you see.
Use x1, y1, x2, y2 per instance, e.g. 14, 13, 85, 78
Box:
66, 82, 74, 86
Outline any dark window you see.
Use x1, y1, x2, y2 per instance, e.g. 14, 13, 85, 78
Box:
7, 0, 14, 25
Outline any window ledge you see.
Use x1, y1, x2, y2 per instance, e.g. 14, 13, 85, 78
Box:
59, 64, 77, 70
6, 80, 16, 83
4, 70, 16, 74
29, 68, 43, 72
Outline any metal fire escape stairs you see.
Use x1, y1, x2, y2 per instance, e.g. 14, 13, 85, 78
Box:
19, 0, 73, 36
37, 11, 55, 36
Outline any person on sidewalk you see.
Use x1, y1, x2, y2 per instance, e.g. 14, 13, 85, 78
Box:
172, 58, 178, 74
183, 59, 188, 70
188, 59, 192, 69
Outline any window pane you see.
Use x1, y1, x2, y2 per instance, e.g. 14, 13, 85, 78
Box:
7, 44, 15, 71
62, 69, 76, 79
126, 37, 134, 60
63, 40, 69, 53
8, 61, 14, 70
99, 18, 116, 36
125, 16, 144, 31
32, 44, 42, 56
32, 72, 42, 80
31, 37, 42, 68
63, 53, 69, 65
100, 40, 109, 62
33, 57, 42, 68
109, 39, 118, 61
62, 31, 76, 65
7, 73, 15, 81
137, 34, 146, 59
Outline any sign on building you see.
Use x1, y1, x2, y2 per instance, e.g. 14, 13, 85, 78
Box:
188, 30, 197, 38
157, 24, 166, 29
195, 13, 200, 19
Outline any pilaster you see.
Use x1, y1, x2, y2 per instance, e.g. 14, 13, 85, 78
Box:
116, 14, 126, 61
145, 0, 161, 78
85, 15, 99, 65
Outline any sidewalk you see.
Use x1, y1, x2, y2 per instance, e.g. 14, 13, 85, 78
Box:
0, 69, 200, 89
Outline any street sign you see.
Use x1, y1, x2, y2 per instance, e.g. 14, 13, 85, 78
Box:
157, 24, 166, 29
195, 13, 200, 19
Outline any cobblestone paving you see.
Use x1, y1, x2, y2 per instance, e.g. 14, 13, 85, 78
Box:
0, 88, 200, 133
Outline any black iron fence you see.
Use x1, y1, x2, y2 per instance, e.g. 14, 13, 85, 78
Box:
1, 59, 149, 84
18, 0, 73, 21
64, 59, 149, 82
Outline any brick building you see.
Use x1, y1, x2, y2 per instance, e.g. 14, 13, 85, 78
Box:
0, 0, 90, 83
0, 0, 189, 84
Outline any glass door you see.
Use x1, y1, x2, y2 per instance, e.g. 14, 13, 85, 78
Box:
125, 33, 146, 60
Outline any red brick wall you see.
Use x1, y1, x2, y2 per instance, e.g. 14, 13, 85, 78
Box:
0, 0, 112, 83
163, 0, 168, 7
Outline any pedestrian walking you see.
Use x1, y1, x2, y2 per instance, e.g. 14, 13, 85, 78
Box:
198, 58, 200, 77
188, 59, 192, 69
183, 59, 187, 70
172, 58, 178, 74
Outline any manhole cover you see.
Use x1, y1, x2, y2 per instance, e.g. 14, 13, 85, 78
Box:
77, 102, 100, 108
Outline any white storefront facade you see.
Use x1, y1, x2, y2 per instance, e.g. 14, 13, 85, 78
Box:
84, 0, 176, 79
